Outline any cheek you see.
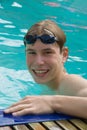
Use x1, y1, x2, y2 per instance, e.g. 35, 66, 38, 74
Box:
26, 56, 32, 66
51, 56, 63, 71
51, 55, 61, 64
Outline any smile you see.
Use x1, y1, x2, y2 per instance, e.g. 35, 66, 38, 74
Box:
35, 70, 48, 73
32, 69, 49, 77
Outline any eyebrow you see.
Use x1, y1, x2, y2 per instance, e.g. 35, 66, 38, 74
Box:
25, 49, 35, 52
26, 48, 53, 52
42, 48, 54, 51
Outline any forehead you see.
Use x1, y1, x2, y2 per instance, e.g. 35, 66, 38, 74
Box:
26, 40, 59, 51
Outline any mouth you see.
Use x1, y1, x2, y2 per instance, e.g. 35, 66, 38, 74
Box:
32, 69, 49, 77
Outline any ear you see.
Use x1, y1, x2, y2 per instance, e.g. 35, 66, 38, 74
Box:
62, 47, 68, 63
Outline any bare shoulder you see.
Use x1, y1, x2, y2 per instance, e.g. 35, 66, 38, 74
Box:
64, 74, 87, 83
60, 74, 87, 96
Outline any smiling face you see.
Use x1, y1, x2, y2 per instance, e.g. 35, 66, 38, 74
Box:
25, 39, 68, 87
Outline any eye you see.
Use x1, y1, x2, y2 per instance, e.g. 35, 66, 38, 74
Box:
27, 51, 36, 55
45, 51, 53, 55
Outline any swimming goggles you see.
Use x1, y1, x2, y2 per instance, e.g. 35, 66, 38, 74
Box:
24, 34, 59, 44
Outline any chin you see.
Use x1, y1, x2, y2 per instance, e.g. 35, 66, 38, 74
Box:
34, 78, 48, 84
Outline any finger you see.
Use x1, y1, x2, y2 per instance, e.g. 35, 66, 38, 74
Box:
5, 97, 32, 109
10, 100, 28, 107
4, 104, 30, 113
11, 98, 29, 106
10, 96, 37, 107
12, 96, 35, 106
4, 96, 37, 114
12, 108, 35, 116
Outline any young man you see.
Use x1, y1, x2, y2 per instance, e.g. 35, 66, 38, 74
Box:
4, 20, 87, 118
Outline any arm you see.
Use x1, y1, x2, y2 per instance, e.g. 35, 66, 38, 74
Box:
53, 95, 87, 119
4, 94, 87, 119
53, 75, 87, 118
4, 75, 87, 118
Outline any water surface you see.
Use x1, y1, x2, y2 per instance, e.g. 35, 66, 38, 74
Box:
0, 0, 87, 108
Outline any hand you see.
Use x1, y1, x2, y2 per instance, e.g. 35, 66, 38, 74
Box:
4, 96, 54, 116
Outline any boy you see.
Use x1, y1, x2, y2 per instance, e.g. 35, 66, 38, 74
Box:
4, 20, 87, 118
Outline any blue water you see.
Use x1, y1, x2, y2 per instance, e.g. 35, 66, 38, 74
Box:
0, 0, 87, 109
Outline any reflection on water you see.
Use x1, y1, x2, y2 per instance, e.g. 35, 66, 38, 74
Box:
0, 0, 87, 108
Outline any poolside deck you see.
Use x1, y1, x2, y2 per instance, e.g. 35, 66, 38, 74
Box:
0, 118, 87, 130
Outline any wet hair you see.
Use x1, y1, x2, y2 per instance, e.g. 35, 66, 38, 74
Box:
24, 19, 66, 50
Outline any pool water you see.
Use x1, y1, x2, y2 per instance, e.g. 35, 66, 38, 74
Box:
0, 0, 87, 109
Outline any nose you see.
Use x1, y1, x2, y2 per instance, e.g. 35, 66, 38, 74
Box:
35, 54, 45, 65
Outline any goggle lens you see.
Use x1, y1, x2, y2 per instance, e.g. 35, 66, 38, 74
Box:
24, 34, 58, 44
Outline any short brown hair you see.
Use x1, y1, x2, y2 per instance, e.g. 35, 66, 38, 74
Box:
24, 19, 66, 49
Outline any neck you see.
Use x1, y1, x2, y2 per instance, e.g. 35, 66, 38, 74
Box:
46, 70, 68, 90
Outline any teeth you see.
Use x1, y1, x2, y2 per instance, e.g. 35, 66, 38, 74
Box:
35, 70, 47, 74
